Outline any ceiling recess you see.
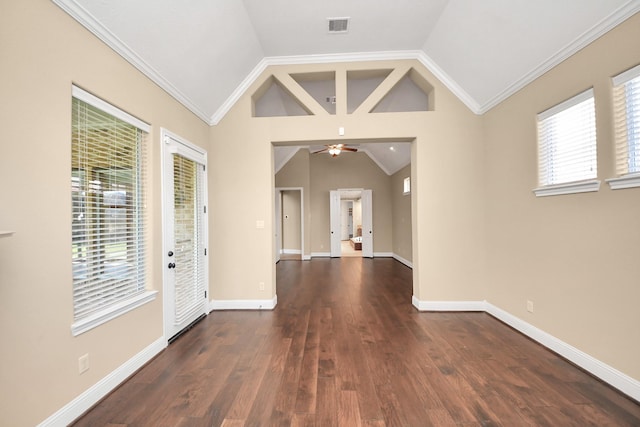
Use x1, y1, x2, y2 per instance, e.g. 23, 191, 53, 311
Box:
328, 17, 350, 34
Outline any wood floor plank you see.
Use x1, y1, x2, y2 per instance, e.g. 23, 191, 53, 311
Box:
72, 258, 640, 427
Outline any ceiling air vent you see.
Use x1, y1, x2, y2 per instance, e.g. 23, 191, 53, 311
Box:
328, 17, 350, 34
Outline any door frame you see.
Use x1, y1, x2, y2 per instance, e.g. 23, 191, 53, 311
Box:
330, 188, 373, 258
160, 128, 209, 343
275, 187, 304, 261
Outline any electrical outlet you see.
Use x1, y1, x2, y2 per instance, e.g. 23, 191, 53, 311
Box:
526, 300, 534, 313
259, 282, 265, 291
78, 354, 89, 374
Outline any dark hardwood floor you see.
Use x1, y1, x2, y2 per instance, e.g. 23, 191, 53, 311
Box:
73, 258, 640, 426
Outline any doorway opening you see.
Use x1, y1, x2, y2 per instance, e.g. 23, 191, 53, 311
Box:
275, 187, 304, 262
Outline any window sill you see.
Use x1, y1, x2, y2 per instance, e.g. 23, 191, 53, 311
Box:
71, 290, 158, 336
533, 179, 601, 197
605, 174, 640, 190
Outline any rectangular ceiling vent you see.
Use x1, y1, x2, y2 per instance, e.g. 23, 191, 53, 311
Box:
328, 17, 350, 34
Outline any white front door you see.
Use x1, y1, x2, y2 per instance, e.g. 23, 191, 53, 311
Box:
330, 190, 341, 257
162, 129, 208, 342
361, 189, 373, 258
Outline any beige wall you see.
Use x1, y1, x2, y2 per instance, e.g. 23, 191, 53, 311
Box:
212, 59, 486, 307
483, 12, 640, 381
0, 1, 209, 425
309, 151, 393, 254
391, 164, 412, 263
7, 2, 637, 425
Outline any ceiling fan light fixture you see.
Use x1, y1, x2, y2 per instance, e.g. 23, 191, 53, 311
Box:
329, 147, 341, 156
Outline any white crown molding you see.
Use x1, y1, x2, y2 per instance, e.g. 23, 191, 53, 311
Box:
209, 295, 277, 311
54, 0, 640, 125
37, 337, 166, 427
478, 0, 640, 113
274, 146, 303, 174
52, 0, 211, 123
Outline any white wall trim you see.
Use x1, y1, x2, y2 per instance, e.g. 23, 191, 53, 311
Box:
37, 337, 166, 427
52, 0, 211, 124
533, 179, 601, 197
282, 249, 302, 255
54, 1, 640, 124
485, 302, 640, 402
392, 254, 413, 269
412, 297, 486, 312
209, 295, 277, 311
373, 252, 394, 258
410, 297, 640, 401
302, 254, 312, 261
71, 290, 158, 336
311, 252, 331, 258
477, 1, 640, 113
606, 173, 640, 190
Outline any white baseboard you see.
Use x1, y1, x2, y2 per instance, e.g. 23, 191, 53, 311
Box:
373, 252, 393, 257
412, 296, 486, 312
302, 254, 311, 260
411, 297, 640, 402
38, 337, 166, 427
282, 249, 301, 255
392, 254, 413, 268
209, 295, 277, 311
485, 302, 640, 402
310, 252, 331, 258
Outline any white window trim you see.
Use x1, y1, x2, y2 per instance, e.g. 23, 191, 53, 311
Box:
535, 88, 598, 195
606, 173, 640, 190
71, 85, 155, 336
533, 179, 601, 197
71, 290, 157, 336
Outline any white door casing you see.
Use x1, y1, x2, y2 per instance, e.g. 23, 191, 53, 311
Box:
361, 189, 373, 258
161, 129, 208, 342
330, 190, 341, 257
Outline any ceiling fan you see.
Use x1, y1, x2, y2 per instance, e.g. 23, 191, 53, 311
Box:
312, 144, 358, 157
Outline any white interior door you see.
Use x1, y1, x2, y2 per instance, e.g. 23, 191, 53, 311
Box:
162, 129, 208, 342
330, 190, 341, 257
362, 189, 373, 258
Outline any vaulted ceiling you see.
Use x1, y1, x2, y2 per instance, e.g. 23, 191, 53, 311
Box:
54, 0, 639, 173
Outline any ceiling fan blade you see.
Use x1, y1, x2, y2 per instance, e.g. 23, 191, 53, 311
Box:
312, 148, 329, 154
342, 147, 358, 152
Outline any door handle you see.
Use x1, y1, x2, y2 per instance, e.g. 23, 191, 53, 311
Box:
168, 262, 176, 269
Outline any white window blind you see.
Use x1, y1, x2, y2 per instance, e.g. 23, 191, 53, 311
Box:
537, 89, 597, 186
71, 86, 149, 320
172, 154, 206, 324
612, 64, 640, 176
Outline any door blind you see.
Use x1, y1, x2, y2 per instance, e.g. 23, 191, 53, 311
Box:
173, 154, 205, 324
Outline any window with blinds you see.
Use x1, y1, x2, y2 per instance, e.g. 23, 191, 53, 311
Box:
537, 89, 597, 187
71, 86, 149, 321
612, 64, 640, 177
